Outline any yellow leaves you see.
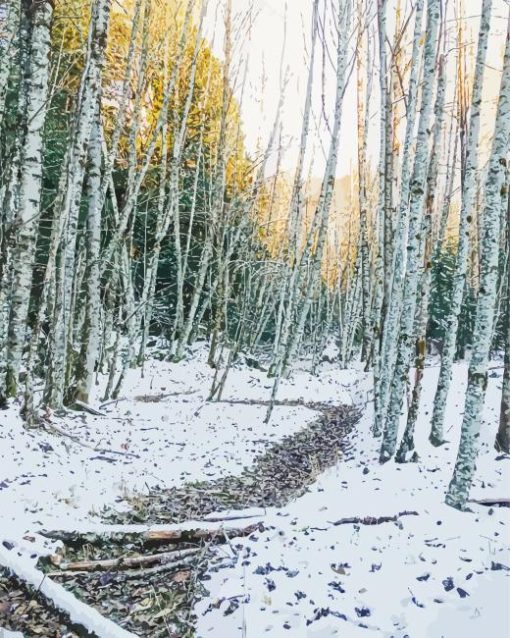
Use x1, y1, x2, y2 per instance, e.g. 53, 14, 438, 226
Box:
51, 0, 250, 199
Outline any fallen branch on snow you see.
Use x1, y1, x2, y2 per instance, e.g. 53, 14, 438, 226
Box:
98, 397, 128, 409
74, 400, 105, 416
41, 522, 264, 547
200, 510, 266, 523
329, 511, 419, 526
134, 389, 200, 403
42, 422, 140, 459
50, 547, 200, 573
0, 545, 136, 638
469, 498, 510, 508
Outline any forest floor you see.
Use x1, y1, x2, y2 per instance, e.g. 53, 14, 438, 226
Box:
0, 346, 508, 637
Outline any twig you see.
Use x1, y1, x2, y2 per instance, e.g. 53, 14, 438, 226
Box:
42, 422, 139, 459
50, 547, 201, 573
99, 397, 128, 409
74, 400, 105, 416
329, 511, 419, 526
470, 498, 510, 507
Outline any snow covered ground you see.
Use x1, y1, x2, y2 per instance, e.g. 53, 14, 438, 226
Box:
0, 349, 509, 637
194, 362, 510, 638
0, 347, 352, 539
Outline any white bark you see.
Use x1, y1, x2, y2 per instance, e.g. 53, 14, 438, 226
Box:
100, 0, 196, 276
266, 0, 352, 420
75, 98, 103, 402
0, 0, 20, 129
380, 0, 440, 461
270, 0, 319, 366
446, 17, 510, 509
496, 189, 510, 453
430, 0, 493, 446
395, 53, 446, 462
4, 0, 53, 396
45, 0, 112, 409
373, 0, 424, 436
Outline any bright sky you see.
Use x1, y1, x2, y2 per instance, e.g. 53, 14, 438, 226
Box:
234, 0, 362, 177
204, 0, 510, 180
204, 0, 361, 176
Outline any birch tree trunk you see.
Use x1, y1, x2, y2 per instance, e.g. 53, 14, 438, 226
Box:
0, 0, 27, 403
100, 0, 195, 277
495, 182, 510, 452
269, 0, 319, 368
356, 1, 373, 362
4, 0, 53, 397
430, 0, 493, 446
96, 0, 145, 217
446, 17, 510, 509
373, 0, 424, 436
395, 53, 446, 462
74, 98, 103, 403
266, 0, 351, 421
366, 0, 389, 383
143, 0, 206, 356
45, 0, 111, 409
379, 0, 440, 462
0, 0, 20, 130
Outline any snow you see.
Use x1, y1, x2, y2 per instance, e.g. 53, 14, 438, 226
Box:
0, 543, 137, 638
193, 362, 510, 638
0, 348, 508, 637
0, 347, 351, 538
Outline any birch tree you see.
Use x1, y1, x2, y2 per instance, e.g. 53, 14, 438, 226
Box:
266, 0, 352, 420
3, 0, 54, 397
496, 193, 510, 453
395, 53, 446, 462
44, 0, 112, 409
356, 0, 373, 361
74, 98, 103, 403
0, 0, 20, 130
430, 0, 493, 446
446, 17, 510, 509
372, 0, 424, 436
379, 0, 440, 462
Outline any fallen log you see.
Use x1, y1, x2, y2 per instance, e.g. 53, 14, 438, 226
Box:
74, 400, 105, 416
50, 547, 200, 572
41, 522, 263, 547
144, 522, 261, 543
0, 545, 136, 638
469, 498, 510, 508
329, 511, 419, 526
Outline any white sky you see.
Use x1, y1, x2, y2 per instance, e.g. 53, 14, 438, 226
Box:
203, 0, 510, 179
204, 0, 361, 176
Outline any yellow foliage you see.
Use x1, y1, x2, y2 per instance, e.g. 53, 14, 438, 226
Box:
253, 170, 375, 288
51, 0, 250, 195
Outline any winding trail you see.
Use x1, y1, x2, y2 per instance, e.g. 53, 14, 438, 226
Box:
105, 401, 360, 525
1, 400, 360, 638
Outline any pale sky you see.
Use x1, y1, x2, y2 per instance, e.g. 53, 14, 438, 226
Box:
203, 0, 360, 176
204, 0, 510, 180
